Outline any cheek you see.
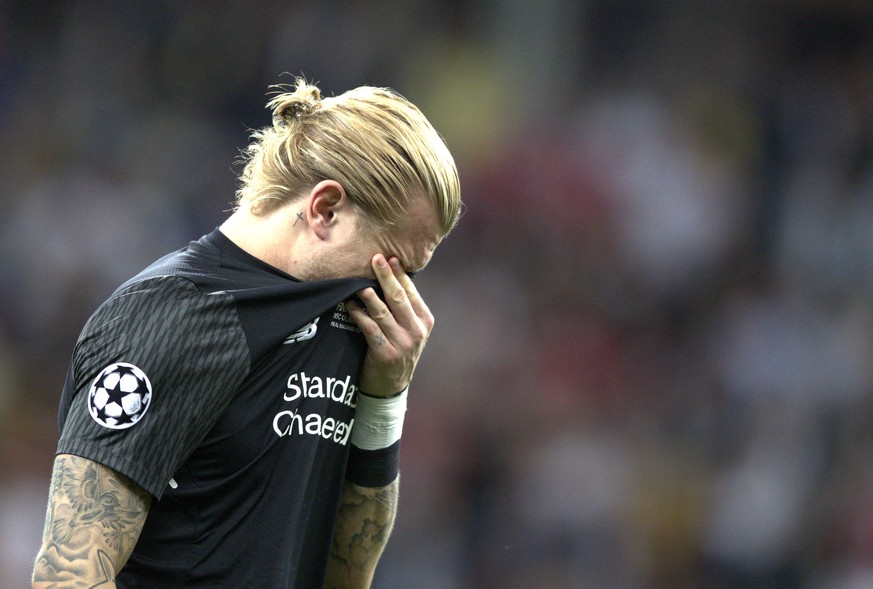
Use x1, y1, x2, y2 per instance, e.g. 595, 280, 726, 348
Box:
333, 250, 377, 279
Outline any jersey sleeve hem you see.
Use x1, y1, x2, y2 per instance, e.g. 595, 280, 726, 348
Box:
56, 437, 168, 500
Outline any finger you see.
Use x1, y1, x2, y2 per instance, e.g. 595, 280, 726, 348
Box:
345, 296, 394, 349
356, 287, 394, 324
371, 255, 416, 325
388, 258, 434, 329
354, 286, 415, 345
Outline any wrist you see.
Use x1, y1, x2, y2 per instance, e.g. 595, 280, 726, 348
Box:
351, 386, 408, 450
346, 386, 408, 488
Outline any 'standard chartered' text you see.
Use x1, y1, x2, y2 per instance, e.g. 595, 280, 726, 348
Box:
272, 371, 358, 444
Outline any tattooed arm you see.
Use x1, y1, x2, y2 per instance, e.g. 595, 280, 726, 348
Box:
323, 477, 399, 589
32, 454, 152, 589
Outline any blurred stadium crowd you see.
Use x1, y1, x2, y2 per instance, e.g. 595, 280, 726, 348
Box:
2, 1, 873, 587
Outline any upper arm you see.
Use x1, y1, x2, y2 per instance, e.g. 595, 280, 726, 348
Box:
32, 453, 152, 588
56, 278, 249, 499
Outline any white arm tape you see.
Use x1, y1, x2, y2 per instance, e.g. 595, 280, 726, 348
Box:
351, 386, 408, 451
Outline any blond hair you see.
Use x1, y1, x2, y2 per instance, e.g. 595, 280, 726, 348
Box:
235, 78, 462, 235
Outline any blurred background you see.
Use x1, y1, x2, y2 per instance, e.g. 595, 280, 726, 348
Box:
2, 1, 873, 587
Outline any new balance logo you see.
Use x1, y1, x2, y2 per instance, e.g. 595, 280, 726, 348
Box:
284, 317, 319, 345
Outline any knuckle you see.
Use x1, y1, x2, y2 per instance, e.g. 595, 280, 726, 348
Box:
415, 318, 431, 337
391, 288, 407, 304
371, 307, 391, 321
409, 325, 425, 342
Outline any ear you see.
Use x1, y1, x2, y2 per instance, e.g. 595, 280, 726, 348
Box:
304, 180, 348, 240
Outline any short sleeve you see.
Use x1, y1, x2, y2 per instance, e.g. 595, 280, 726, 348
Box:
57, 276, 250, 499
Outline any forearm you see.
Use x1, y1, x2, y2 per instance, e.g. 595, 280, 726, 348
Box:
32, 454, 151, 588
324, 476, 399, 589
33, 549, 118, 589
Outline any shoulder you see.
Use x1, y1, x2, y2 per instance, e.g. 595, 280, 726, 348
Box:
83, 276, 224, 338
76, 275, 247, 381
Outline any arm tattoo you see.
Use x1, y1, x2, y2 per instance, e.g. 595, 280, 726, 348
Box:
33, 454, 151, 587
325, 477, 399, 588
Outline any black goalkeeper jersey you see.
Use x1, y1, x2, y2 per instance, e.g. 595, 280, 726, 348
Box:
56, 229, 377, 588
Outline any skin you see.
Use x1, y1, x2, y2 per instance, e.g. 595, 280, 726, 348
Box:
323, 478, 400, 589
33, 180, 442, 588
32, 455, 151, 589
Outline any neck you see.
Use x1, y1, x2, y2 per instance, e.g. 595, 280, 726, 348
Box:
219, 205, 303, 274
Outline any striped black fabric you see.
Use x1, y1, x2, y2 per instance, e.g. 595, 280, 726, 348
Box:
56, 229, 378, 588
59, 277, 249, 497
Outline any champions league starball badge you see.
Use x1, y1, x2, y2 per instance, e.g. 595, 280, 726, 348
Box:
88, 362, 152, 429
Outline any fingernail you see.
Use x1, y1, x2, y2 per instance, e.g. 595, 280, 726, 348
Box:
375, 255, 387, 267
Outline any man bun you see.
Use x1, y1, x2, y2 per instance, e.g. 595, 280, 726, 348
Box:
269, 79, 322, 127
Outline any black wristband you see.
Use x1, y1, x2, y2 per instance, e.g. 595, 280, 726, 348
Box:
358, 387, 408, 399
345, 440, 401, 488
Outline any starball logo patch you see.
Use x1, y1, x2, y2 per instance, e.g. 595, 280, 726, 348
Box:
88, 362, 152, 429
